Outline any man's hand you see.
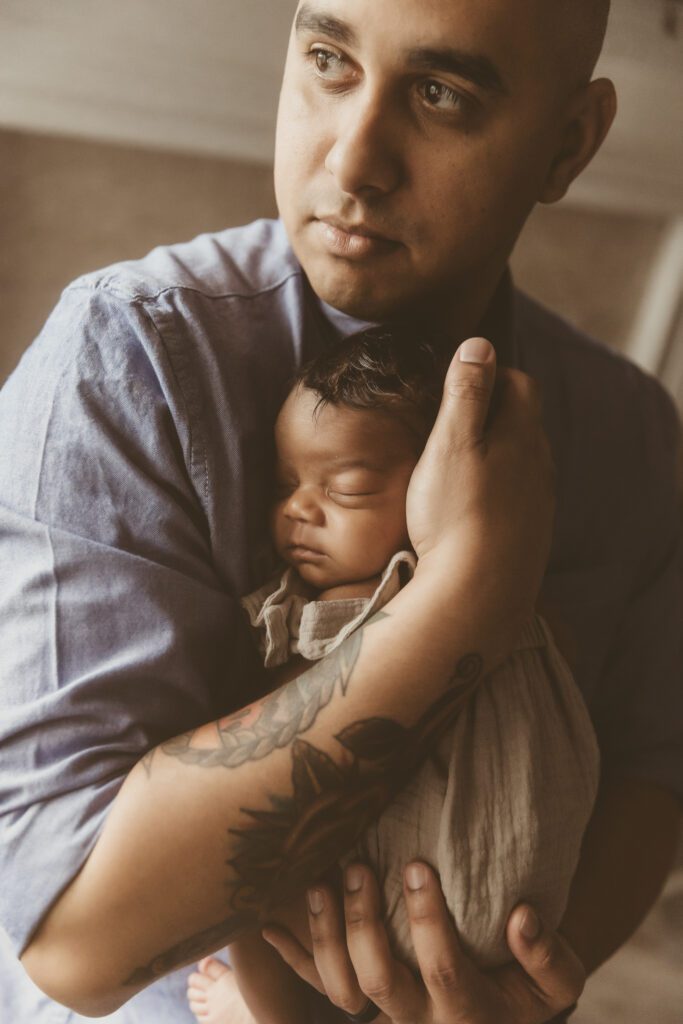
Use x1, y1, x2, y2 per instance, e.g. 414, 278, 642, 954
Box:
407, 337, 556, 660
262, 861, 584, 1024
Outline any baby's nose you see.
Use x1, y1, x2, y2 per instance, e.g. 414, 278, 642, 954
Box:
284, 487, 325, 524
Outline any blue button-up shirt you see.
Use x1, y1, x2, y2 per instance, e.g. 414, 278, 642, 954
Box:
1, 218, 681, 1022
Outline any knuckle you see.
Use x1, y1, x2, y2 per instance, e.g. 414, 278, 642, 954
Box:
423, 961, 460, 990
362, 973, 396, 1003
406, 897, 434, 924
309, 928, 330, 950
330, 986, 364, 1013
345, 909, 369, 933
447, 377, 491, 403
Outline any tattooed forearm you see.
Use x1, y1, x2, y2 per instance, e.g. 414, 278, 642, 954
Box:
158, 612, 387, 772
125, 911, 256, 986
127, 650, 483, 983
226, 649, 483, 915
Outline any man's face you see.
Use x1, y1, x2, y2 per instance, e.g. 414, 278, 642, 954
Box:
274, 0, 568, 322
271, 386, 417, 590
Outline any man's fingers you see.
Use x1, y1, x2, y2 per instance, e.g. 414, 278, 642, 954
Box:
506, 904, 586, 1015
343, 863, 424, 1023
261, 925, 325, 994
305, 883, 370, 1016
434, 337, 497, 449
403, 861, 481, 1018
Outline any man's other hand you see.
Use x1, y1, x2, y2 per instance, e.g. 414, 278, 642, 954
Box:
262, 861, 584, 1024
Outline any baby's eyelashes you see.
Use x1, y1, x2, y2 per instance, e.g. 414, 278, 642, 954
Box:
327, 489, 378, 506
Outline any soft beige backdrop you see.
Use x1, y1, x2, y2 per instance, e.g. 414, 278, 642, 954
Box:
0, 128, 277, 382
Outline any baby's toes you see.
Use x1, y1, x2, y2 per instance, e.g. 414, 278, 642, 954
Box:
189, 1004, 209, 1020
188, 993, 210, 1020
198, 955, 230, 981
188, 971, 211, 991
187, 984, 208, 1003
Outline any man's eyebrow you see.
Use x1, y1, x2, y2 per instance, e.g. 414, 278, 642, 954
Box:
405, 47, 508, 95
294, 4, 358, 48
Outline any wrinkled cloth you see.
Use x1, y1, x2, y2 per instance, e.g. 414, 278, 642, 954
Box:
241, 550, 416, 666
242, 554, 600, 968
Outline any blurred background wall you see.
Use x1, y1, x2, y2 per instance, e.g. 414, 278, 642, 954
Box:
0, 1, 682, 1021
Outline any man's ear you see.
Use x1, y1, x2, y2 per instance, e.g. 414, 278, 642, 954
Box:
539, 78, 617, 204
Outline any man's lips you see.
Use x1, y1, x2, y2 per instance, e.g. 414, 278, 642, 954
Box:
320, 216, 395, 241
315, 217, 400, 260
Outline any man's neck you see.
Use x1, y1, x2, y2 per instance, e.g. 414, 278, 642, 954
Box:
385, 265, 515, 364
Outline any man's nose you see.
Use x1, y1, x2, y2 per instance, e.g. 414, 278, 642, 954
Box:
283, 487, 325, 525
325, 87, 402, 197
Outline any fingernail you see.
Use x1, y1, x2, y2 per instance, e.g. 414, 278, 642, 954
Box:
308, 888, 324, 914
520, 908, 541, 940
459, 337, 493, 364
261, 928, 276, 945
405, 863, 427, 891
345, 865, 363, 893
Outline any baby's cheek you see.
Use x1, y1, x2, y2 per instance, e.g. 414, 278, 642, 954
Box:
351, 513, 408, 569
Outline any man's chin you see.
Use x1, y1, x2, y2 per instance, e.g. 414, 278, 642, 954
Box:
305, 264, 419, 323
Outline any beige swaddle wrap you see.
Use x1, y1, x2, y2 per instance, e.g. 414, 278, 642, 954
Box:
242, 553, 600, 969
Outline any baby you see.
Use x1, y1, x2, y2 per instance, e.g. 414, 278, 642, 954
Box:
187, 329, 599, 1024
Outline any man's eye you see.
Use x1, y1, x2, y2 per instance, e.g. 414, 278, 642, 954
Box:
305, 46, 347, 80
420, 80, 465, 112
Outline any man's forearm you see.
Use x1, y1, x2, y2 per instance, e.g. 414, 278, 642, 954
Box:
21, 555, 524, 1016
559, 775, 681, 976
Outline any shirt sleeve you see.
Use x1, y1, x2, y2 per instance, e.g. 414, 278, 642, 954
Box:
0, 283, 250, 955
592, 374, 683, 804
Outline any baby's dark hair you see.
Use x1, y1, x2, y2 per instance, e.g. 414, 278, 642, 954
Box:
294, 328, 449, 441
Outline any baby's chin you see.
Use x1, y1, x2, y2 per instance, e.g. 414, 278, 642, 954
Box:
292, 563, 343, 590
283, 556, 360, 592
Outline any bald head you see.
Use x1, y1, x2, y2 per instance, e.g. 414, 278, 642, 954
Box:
550, 0, 611, 86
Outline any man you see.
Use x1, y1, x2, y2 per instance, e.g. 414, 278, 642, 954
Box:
0, 2, 680, 1024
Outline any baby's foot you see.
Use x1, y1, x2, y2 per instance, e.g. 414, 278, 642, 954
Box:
186, 956, 257, 1024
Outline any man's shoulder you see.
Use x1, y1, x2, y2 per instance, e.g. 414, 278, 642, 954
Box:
8, 218, 303, 396
514, 288, 680, 441
3, 220, 304, 477
67, 217, 301, 305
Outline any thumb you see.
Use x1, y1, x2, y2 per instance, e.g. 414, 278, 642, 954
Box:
506, 905, 586, 1016
434, 337, 497, 449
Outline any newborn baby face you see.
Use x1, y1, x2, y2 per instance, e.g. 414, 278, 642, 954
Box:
271, 384, 419, 589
